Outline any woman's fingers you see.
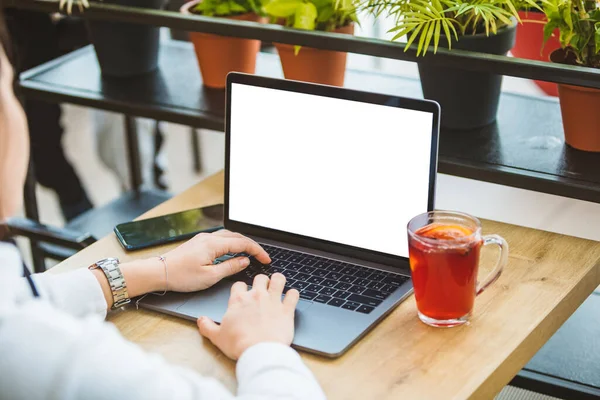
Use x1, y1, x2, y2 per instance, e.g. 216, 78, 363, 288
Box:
230, 281, 248, 297
197, 316, 220, 342
212, 257, 250, 281
283, 289, 300, 313
213, 236, 271, 265
212, 229, 236, 238
252, 274, 270, 291
268, 273, 286, 297
213, 230, 262, 252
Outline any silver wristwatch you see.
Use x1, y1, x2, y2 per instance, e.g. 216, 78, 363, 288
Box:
89, 258, 130, 310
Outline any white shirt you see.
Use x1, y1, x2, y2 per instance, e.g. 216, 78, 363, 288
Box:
0, 242, 326, 400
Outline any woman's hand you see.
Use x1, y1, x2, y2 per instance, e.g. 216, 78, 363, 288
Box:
163, 229, 271, 292
197, 273, 299, 360
95, 230, 272, 309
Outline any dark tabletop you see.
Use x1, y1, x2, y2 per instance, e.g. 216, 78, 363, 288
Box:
517, 289, 600, 398
526, 289, 600, 388
19, 41, 600, 203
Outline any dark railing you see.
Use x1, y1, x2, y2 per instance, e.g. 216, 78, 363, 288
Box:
5, 0, 600, 89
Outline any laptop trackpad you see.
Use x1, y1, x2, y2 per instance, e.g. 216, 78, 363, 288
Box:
176, 280, 312, 323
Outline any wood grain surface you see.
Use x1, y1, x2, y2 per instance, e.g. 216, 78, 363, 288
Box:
49, 171, 600, 399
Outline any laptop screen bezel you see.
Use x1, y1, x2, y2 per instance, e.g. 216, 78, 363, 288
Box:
224, 73, 440, 267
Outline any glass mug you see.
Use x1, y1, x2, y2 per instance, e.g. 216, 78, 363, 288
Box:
407, 211, 509, 327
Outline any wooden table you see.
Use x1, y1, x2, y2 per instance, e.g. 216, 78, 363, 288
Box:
49, 171, 600, 399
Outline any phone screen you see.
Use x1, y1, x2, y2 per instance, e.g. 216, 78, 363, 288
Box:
115, 204, 224, 250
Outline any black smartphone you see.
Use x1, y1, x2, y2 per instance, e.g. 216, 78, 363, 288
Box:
114, 204, 224, 251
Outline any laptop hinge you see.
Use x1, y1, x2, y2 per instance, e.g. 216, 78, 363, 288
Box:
246, 234, 410, 275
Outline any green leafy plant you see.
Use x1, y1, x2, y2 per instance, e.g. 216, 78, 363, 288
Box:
193, 0, 262, 16
543, 0, 600, 67
264, 0, 358, 32
362, 0, 538, 55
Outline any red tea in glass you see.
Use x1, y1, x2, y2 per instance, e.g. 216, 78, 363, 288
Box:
407, 211, 508, 327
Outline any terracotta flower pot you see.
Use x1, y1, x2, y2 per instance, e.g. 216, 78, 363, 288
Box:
274, 24, 354, 87
550, 49, 600, 152
181, 1, 265, 89
512, 10, 560, 96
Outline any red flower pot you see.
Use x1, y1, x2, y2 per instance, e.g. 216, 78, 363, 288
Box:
512, 10, 561, 96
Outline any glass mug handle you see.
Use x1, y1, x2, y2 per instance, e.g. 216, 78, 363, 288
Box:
476, 234, 509, 296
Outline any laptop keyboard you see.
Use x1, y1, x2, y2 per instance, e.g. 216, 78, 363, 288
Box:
223, 243, 410, 314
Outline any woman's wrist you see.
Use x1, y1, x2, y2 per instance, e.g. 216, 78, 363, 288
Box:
120, 257, 167, 297
91, 257, 166, 310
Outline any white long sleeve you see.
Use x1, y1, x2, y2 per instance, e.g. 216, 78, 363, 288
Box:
0, 244, 326, 400
30, 267, 108, 318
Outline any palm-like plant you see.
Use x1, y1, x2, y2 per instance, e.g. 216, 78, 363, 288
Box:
362, 0, 539, 55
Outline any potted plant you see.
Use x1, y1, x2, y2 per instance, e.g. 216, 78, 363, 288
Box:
86, 0, 166, 77
181, 0, 266, 89
364, 0, 535, 130
543, 0, 600, 152
264, 0, 358, 86
511, 3, 561, 96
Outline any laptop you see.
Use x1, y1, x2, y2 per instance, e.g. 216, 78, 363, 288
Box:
138, 73, 440, 358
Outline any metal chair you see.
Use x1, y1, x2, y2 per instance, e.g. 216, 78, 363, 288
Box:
9, 115, 170, 273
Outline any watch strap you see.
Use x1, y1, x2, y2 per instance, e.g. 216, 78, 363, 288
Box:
89, 258, 130, 310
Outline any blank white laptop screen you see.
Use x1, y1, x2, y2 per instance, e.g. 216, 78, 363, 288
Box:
228, 83, 434, 258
